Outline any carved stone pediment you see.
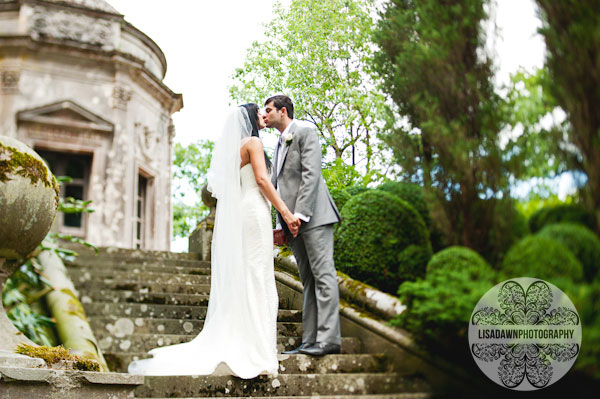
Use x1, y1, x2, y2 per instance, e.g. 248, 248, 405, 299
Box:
17, 100, 114, 133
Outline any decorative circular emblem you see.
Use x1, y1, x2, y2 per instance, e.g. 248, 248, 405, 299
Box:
468, 277, 581, 390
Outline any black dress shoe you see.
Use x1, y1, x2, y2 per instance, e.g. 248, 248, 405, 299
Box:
282, 342, 314, 355
298, 342, 341, 356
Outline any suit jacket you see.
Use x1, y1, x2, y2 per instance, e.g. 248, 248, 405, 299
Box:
272, 122, 341, 235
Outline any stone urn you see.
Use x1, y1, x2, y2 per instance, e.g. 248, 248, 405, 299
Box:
188, 184, 216, 260
0, 135, 59, 353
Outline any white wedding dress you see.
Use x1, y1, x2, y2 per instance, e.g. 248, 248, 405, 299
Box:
128, 109, 279, 378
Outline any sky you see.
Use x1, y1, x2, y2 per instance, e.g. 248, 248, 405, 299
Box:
106, 0, 548, 251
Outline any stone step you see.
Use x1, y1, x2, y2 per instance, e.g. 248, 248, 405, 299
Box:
82, 290, 298, 310
84, 303, 302, 322
83, 290, 211, 306
96, 333, 361, 355
69, 269, 211, 285
134, 395, 432, 399
105, 353, 386, 374
90, 317, 303, 337
134, 373, 428, 397
73, 280, 212, 295
68, 246, 202, 261
70, 254, 208, 268
66, 262, 211, 276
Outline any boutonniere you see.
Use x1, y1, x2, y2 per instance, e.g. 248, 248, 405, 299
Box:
284, 133, 293, 146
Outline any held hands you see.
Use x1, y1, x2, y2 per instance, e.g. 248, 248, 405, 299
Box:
282, 212, 301, 238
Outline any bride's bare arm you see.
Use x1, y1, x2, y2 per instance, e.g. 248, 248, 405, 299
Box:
245, 137, 299, 234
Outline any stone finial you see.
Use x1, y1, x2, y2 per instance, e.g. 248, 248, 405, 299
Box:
0, 135, 59, 260
201, 184, 217, 210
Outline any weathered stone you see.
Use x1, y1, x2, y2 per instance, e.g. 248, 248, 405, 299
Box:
0, 366, 143, 399
0, 135, 58, 260
0, 0, 182, 251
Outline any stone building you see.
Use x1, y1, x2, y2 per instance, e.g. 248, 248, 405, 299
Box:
0, 0, 182, 250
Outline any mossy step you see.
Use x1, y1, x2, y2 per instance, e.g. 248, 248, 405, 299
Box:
104, 353, 386, 374
96, 333, 360, 354
66, 246, 202, 261
69, 269, 210, 285
82, 290, 299, 310
90, 317, 303, 337
73, 280, 212, 295
83, 302, 302, 322
135, 373, 427, 397
68, 255, 208, 268
134, 395, 432, 399
66, 262, 211, 275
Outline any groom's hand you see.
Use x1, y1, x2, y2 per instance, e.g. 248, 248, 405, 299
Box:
273, 229, 288, 245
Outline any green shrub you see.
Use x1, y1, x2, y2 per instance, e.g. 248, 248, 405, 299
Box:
376, 182, 430, 227
329, 188, 351, 212
334, 191, 431, 294
537, 223, 600, 282
528, 203, 594, 233
550, 278, 600, 381
345, 185, 370, 197
501, 235, 584, 282
426, 246, 492, 276
393, 265, 497, 362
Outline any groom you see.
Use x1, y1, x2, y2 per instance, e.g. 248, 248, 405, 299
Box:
264, 95, 342, 356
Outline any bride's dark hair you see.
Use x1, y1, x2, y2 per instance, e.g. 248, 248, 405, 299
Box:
240, 103, 273, 172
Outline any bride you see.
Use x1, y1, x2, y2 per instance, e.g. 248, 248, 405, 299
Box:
128, 104, 300, 378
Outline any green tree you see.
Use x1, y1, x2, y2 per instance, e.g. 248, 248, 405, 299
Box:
230, 0, 390, 183
373, 0, 510, 255
535, 0, 600, 234
172, 140, 214, 238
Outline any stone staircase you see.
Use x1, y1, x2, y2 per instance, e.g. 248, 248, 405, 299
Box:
64, 247, 434, 398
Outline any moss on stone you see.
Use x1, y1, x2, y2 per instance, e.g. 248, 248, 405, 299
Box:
14, 343, 101, 372
0, 142, 56, 196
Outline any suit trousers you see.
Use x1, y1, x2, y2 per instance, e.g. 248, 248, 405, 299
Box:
289, 223, 341, 345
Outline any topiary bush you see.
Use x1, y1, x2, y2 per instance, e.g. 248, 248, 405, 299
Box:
376, 182, 430, 227
329, 188, 351, 212
537, 223, 600, 282
334, 190, 431, 294
500, 235, 584, 282
393, 263, 497, 363
426, 246, 492, 277
528, 203, 594, 233
345, 185, 370, 197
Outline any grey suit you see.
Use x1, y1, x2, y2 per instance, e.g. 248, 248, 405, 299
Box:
272, 122, 342, 346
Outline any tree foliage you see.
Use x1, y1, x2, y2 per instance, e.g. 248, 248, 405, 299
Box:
373, 0, 511, 256
172, 140, 214, 238
535, 0, 600, 233
230, 0, 390, 183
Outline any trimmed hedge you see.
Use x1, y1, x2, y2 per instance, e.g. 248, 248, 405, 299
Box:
537, 223, 600, 282
334, 191, 431, 294
529, 203, 594, 233
500, 235, 584, 282
329, 188, 351, 212
376, 182, 430, 227
426, 246, 492, 277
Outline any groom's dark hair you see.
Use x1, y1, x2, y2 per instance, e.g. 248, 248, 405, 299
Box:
265, 95, 294, 119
